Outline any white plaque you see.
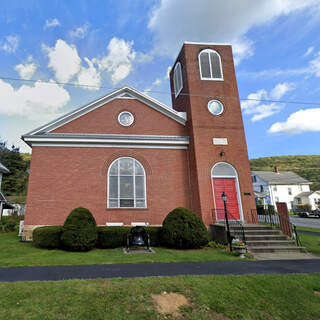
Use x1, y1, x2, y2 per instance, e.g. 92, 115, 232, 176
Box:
213, 138, 228, 145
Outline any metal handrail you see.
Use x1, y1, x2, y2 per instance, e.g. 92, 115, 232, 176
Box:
256, 209, 301, 247
212, 209, 247, 246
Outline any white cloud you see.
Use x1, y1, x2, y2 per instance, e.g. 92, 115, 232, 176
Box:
310, 50, 320, 77
241, 82, 294, 121
76, 57, 101, 90
269, 108, 320, 134
0, 79, 70, 120
304, 46, 314, 57
270, 82, 295, 100
44, 18, 60, 29
148, 0, 320, 63
14, 56, 37, 80
69, 24, 89, 39
94, 37, 137, 85
1, 35, 19, 53
43, 39, 81, 82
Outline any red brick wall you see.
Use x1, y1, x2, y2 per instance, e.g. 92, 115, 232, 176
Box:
25, 146, 190, 226
53, 98, 186, 136
170, 44, 256, 224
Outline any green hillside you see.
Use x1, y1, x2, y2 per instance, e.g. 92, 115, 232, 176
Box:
250, 155, 320, 191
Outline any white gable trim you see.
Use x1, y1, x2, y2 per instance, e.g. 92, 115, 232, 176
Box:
24, 86, 186, 136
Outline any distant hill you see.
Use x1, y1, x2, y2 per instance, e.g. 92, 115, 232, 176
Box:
250, 155, 320, 191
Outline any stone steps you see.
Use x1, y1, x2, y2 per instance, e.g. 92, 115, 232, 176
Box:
226, 224, 306, 254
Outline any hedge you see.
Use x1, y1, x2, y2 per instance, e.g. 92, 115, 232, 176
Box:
33, 226, 63, 249
96, 226, 163, 248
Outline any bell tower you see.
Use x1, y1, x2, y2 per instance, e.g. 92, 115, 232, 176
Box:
169, 42, 256, 225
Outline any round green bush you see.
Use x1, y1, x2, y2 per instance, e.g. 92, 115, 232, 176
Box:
162, 207, 209, 249
61, 207, 97, 251
33, 226, 62, 249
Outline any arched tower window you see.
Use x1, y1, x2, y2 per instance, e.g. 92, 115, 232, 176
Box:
199, 49, 223, 81
173, 62, 183, 97
211, 162, 243, 221
108, 157, 146, 208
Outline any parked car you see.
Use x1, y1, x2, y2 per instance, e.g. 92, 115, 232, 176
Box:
298, 209, 320, 218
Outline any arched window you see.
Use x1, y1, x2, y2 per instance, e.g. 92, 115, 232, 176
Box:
211, 162, 243, 221
199, 49, 223, 80
108, 157, 146, 208
173, 62, 183, 97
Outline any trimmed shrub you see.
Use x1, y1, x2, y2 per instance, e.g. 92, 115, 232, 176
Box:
96, 226, 163, 248
96, 226, 131, 248
144, 227, 162, 247
162, 207, 209, 249
61, 207, 97, 251
96, 227, 162, 249
33, 226, 63, 249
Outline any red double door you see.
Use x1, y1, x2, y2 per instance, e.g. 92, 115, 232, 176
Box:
213, 178, 240, 220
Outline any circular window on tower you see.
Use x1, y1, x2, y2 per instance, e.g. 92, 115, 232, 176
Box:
118, 111, 134, 126
207, 100, 224, 116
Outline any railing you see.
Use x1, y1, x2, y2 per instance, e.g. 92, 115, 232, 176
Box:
256, 210, 301, 247
212, 209, 247, 250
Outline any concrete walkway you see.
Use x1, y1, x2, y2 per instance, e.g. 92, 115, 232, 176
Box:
0, 259, 320, 283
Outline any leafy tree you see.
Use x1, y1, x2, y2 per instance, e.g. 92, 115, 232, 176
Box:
0, 140, 30, 196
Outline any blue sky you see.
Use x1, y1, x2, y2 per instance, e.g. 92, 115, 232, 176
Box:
1, 0, 320, 158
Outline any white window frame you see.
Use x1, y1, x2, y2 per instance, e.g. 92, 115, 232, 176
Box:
173, 62, 183, 98
198, 49, 224, 81
107, 157, 147, 209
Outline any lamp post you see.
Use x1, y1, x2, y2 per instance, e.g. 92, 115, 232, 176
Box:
222, 192, 232, 252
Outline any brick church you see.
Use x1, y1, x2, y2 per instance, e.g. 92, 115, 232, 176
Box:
22, 42, 257, 240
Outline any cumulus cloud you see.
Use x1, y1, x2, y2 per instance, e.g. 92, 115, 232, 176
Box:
93, 37, 137, 85
0, 79, 70, 120
1, 35, 19, 53
241, 82, 294, 121
43, 39, 81, 82
144, 66, 171, 95
44, 18, 60, 29
14, 56, 37, 80
148, 0, 320, 63
269, 108, 320, 134
69, 24, 89, 39
76, 57, 101, 90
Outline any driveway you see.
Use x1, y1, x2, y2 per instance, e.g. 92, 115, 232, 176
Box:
290, 216, 320, 229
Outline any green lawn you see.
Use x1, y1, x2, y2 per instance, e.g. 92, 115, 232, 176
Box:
296, 226, 320, 233
0, 232, 239, 268
299, 233, 320, 255
0, 274, 320, 319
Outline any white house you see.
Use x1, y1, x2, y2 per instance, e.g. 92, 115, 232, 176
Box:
251, 167, 312, 211
294, 191, 320, 211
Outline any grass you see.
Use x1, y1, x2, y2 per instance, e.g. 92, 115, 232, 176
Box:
0, 232, 239, 268
299, 233, 320, 255
0, 274, 320, 319
296, 226, 320, 233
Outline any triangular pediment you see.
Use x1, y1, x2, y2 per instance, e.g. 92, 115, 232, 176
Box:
24, 86, 186, 136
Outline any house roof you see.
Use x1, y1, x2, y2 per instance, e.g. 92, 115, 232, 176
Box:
295, 191, 320, 198
252, 170, 311, 185
23, 86, 187, 137
0, 162, 9, 174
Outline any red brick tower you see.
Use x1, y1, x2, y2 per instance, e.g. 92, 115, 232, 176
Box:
169, 42, 256, 225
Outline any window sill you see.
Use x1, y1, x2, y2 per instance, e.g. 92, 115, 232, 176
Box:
106, 208, 148, 210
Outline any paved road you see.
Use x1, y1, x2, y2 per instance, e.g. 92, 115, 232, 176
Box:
0, 260, 320, 283
290, 216, 320, 229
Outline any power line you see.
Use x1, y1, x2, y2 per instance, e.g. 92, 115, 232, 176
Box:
1, 75, 320, 106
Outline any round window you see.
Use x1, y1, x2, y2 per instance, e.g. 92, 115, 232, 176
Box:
207, 100, 224, 115
118, 111, 134, 126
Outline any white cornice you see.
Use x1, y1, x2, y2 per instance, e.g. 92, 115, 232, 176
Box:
23, 134, 189, 150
